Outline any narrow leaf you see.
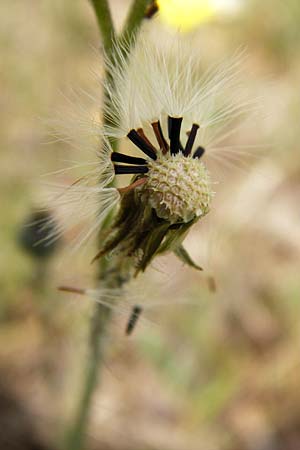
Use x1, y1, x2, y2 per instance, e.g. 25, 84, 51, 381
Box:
174, 245, 203, 271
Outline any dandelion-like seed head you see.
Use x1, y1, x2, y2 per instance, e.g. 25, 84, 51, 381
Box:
51, 33, 255, 275
112, 115, 213, 225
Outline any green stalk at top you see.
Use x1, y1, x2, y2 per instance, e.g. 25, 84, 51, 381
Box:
121, 0, 151, 40
89, 0, 116, 54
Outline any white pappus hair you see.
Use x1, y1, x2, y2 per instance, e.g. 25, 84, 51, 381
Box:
45, 31, 258, 251
43, 130, 119, 250
104, 34, 257, 142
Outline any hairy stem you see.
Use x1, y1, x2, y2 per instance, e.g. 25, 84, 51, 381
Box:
121, 0, 150, 40
64, 238, 121, 450
64, 301, 112, 450
89, 0, 115, 54
64, 1, 150, 449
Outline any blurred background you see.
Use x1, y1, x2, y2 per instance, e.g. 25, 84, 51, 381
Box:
1, 0, 300, 449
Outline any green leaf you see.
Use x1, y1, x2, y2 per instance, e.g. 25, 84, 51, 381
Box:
157, 218, 198, 255
174, 245, 203, 271
137, 221, 170, 273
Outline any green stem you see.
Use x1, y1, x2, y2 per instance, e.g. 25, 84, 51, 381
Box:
89, 0, 116, 54
64, 301, 112, 450
121, 0, 150, 40
64, 1, 150, 449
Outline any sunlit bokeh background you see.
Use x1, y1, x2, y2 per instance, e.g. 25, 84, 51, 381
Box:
1, 0, 300, 449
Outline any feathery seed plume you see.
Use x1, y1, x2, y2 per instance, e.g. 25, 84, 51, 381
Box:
50, 34, 255, 278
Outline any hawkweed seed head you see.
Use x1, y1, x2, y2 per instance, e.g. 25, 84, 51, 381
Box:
50, 33, 255, 277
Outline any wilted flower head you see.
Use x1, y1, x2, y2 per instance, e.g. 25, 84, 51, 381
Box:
51, 34, 255, 278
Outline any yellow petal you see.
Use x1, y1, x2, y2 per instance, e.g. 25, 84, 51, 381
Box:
157, 0, 216, 31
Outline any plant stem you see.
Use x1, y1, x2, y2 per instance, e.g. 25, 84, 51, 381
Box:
64, 1, 150, 449
121, 0, 150, 40
64, 300, 112, 450
89, 0, 116, 54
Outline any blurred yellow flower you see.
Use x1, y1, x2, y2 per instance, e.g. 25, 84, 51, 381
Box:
157, 0, 215, 30
157, 0, 240, 30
